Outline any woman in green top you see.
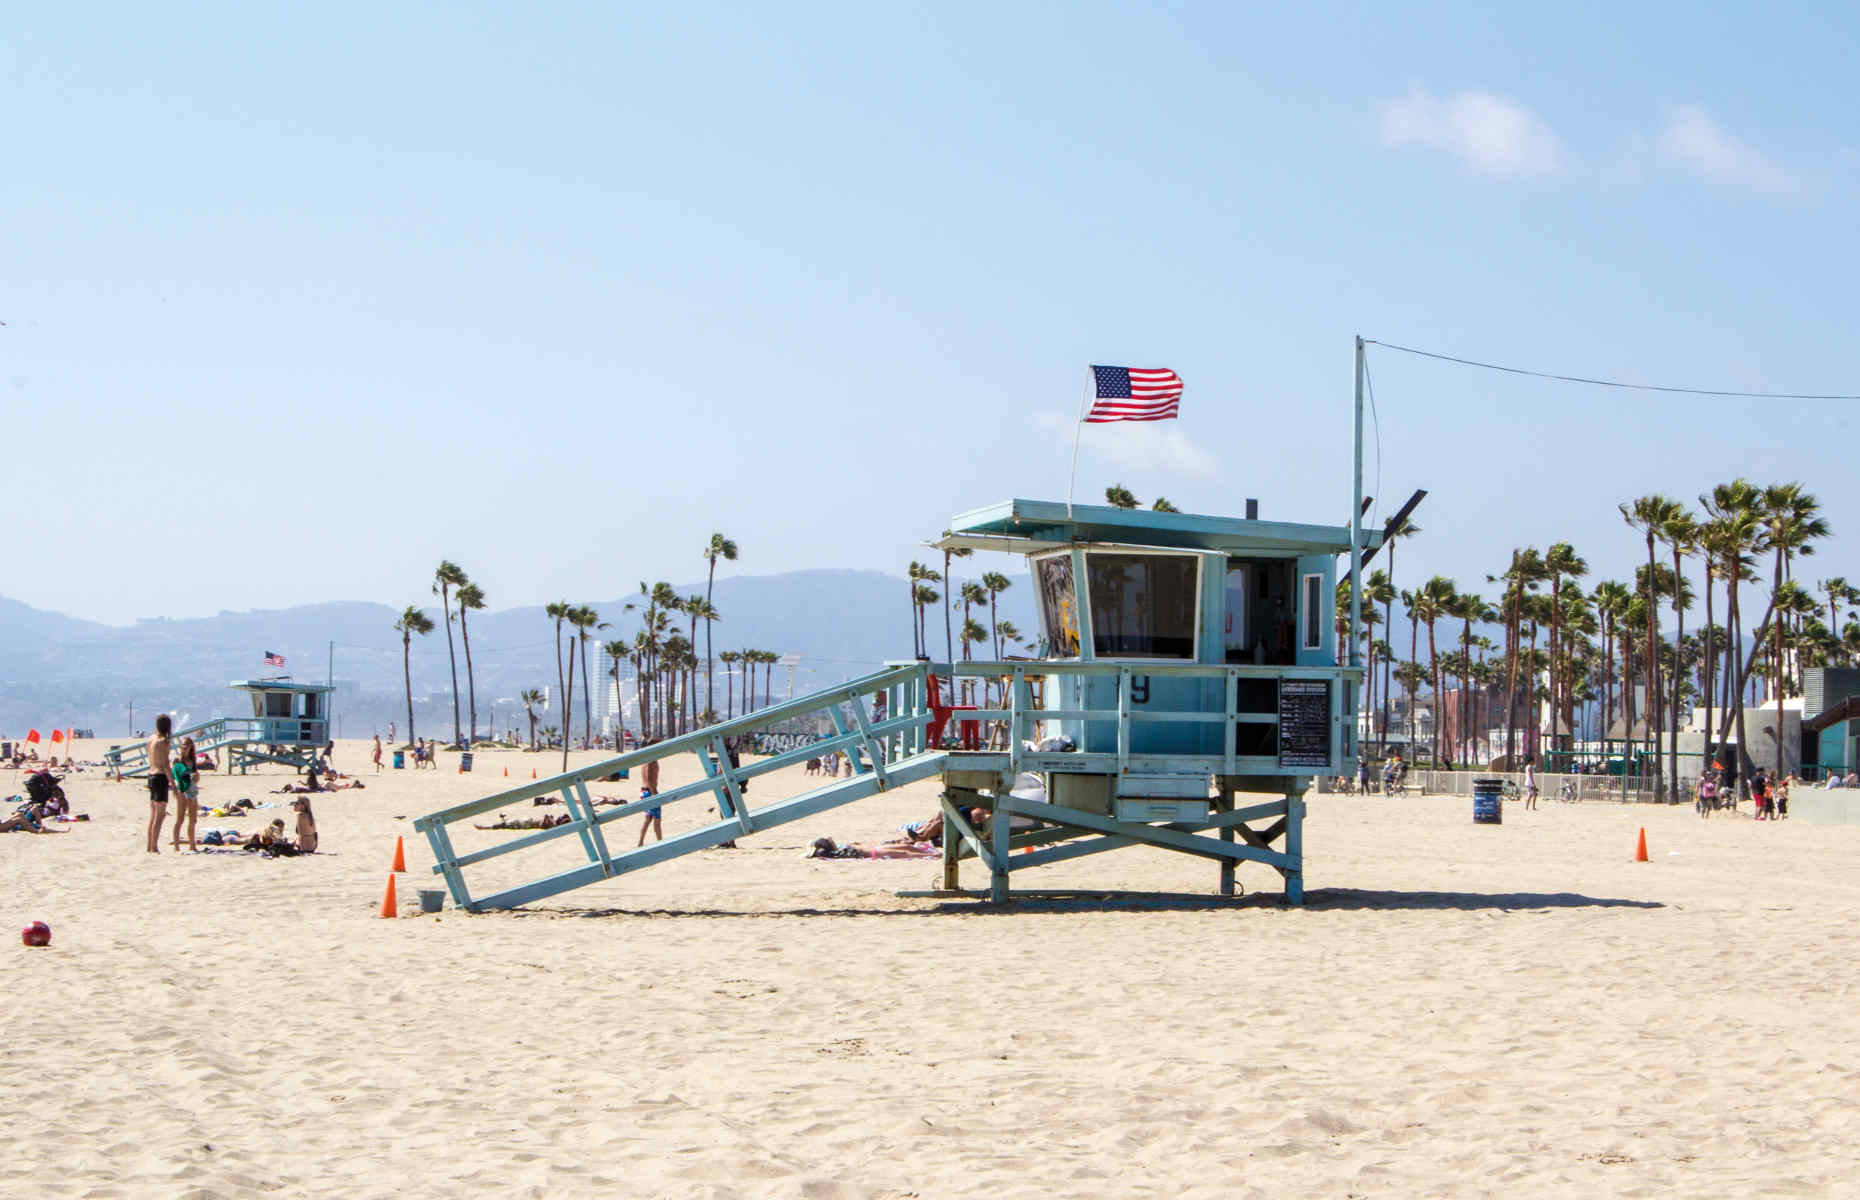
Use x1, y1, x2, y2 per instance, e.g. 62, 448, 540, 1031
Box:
170, 735, 201, 852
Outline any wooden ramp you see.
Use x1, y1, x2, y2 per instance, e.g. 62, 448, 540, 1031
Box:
413, 664, 945, 912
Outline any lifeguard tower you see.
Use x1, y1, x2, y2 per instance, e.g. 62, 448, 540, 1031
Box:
105, 678, 333, 777
413, 496, 1381, 909
412, 341, 1387, 910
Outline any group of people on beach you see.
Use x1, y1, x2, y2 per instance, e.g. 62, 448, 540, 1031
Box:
142, 713, 319, 854
1697, 766, 1792, 820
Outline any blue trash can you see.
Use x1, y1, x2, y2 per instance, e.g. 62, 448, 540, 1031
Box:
1473, 778, 1503, 825
459, 752, 474, 773
393, 750, 405, 769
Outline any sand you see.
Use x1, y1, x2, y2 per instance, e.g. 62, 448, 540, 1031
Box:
5, 738, 1860, 1198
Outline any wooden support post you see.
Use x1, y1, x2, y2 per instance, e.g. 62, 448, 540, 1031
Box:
1216, 782, 1236, 897
1284, 786, 1305, 906
990, 793, 1012, 903
939, 792, 962, 892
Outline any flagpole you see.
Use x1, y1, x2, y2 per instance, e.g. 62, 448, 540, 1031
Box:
1067, 368, 1091, 516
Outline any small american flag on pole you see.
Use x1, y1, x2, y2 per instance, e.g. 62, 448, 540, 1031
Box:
264, 651, 286, 667
1085, 365, 1183, 422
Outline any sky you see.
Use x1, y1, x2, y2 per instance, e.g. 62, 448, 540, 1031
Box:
7, 2, 1858, 628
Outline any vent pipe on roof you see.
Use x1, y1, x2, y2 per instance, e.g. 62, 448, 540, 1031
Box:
1245, 498, 1259, 520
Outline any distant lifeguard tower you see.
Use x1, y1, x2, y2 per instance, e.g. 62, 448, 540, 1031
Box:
105, 678, 334, 777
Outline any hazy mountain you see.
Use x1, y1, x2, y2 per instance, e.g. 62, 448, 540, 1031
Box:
0, 569, 1033, 739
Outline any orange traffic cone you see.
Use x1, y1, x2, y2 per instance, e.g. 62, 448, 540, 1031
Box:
503, 766, 508, 777
391, 837, 407, 873
1634, 828, 1649, 862
532, 768, 537, 779
378, 874, 398, 918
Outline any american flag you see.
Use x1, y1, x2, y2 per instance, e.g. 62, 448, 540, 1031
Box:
1085, 366, 1183, 422
264, 651, 286, 667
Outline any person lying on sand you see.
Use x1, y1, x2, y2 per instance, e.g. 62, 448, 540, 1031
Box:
808, 836, 938, 860
1, 807, 67, 833
474, 813, 571, 831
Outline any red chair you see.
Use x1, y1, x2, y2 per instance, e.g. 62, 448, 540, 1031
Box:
924, 674, 981, 750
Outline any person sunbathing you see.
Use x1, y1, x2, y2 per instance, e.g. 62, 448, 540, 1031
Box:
1, 807, 66, 833
474, 812, 570, 831
808, 836, 939, 860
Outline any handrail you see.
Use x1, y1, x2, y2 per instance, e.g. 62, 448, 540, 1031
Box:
416, 662, 929, 830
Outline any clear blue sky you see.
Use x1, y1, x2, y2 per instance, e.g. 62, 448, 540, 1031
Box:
8, 3, 1857, 625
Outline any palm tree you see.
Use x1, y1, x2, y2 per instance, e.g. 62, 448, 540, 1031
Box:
913, 583, 940, 662
720, 649, 740, 718
455, 581, 486, 745
1661, 510, 1697, 799
1701, 481, 1764, 787
432, 561, 468, 747
546, 600, 572, 754
682, 596, 717, 725
1151, 497, 1180, 512
604, 637, 628, 746
982, 571, 1012, 703
702, 532, 738, 721
758, 649, 777, 711
1378, 519, 1420, 756
1760, 483, 1829, 776
960, 618, 988, 673
393, 606, 434, 749
1592, 580, 1631, 741
1362, 569, 1396, 749
996, 619, 1024, 656
941, 536, 972, 670
1105, 484, 1138, 509
906, 562, 932, 657
1446, 591, 1487, 766
1412, 576, 1456, 766
1542, 543, 1588, 766
1621, 496, 1683, 798
519, 688, 543, 750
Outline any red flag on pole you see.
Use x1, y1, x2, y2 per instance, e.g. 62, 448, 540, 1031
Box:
26, 729, 41, 744
49, 729, 64, 744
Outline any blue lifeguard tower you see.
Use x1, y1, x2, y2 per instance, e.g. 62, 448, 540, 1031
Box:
105, 678, 334, 777
413, 340, 1385, 910
414, 497, 1380, 909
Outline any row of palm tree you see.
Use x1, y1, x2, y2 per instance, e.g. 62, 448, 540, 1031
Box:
391, 560, 488, 751
1341, 478, 1834, 802
386, 531, 785, 758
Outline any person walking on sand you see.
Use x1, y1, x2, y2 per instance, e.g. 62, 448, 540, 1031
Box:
1523, 755, 1539, 811
170, 735, 201, 852
636, 747, 663, 846
372, 734, 383, 773
145, 714, 173, 853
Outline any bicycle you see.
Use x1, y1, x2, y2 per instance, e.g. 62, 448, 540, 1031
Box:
1500, 779, 1521, 803
1558, 780, 1579, 803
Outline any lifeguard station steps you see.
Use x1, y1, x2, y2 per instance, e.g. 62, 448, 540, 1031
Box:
103, 717, 316, 778
414, 664, 948, 912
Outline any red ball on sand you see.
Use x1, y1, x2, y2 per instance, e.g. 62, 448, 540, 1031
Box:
22, 921, 51, 947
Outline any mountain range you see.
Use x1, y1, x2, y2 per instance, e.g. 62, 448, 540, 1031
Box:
0, 570, 1034, 739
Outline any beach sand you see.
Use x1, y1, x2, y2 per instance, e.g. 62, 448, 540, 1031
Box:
5, 739, 1859, 1198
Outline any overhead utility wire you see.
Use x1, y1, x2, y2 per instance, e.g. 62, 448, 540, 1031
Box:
1364, 339, 1860, 401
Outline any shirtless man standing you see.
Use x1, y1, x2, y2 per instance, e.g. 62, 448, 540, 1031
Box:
145, 713, 174, 853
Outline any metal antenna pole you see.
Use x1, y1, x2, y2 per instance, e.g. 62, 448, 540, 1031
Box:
1350, 337, 1366, 724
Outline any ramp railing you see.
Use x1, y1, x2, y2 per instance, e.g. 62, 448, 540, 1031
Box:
104, 717, 242, 777
413, 663, 942, 911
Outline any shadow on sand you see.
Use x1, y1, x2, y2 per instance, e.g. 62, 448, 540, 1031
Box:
499, 887, 1661, 920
